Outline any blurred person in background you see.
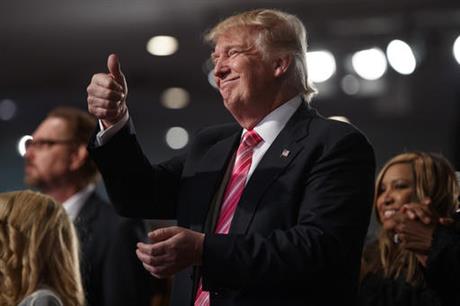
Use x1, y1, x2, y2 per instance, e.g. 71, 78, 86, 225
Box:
23, 106, 155, 306
360, 152, 460, 306
0, 190, 84, 306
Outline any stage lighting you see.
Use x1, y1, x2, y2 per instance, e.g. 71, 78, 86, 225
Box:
147, 36, 178, 56
161, 87, 190, 109
453, 35, 460, 65
0, 99, 17, 121
307, 50, 336, 83
352, 48, 387, 80
165, 127, 189, 149
386, 39, 416, 75
17, 135, 32, 157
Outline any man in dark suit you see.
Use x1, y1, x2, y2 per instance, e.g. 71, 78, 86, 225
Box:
86, 9, 375, 306
24, 107, 154, 306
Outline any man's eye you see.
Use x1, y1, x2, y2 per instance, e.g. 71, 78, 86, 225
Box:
228, 49, 239, 56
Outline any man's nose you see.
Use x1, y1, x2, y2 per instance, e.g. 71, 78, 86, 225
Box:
24, 147, 34, 160
214, 58, 230, 80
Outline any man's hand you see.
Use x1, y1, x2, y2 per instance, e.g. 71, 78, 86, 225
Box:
136, 226, 205, 279
87, 53, 128, 128
393, 210, 435, 253
402, 200, 453, 226
390, 201, 438, 266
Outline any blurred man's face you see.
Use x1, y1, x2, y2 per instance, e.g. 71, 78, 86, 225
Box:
212, 27, 277, 123
24, 117, 75, 191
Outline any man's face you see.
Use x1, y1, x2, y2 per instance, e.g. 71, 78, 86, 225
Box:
24, 117, 75, 191
212, 28, 277, 119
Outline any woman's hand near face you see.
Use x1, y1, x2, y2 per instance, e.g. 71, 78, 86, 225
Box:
391, 199, 455, 266
391, 200, 437, 266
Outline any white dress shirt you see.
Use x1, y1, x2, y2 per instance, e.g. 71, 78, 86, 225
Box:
62, 183, 96, 221
242, 95, 301, 182
95, 95, 302, 183
96, 111, 130, 146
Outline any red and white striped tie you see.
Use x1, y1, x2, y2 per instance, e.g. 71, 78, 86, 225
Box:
194, 129, 263, 306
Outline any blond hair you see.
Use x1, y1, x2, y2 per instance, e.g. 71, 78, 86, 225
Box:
372, 152, 459, 285
0, 190, 84, 306
205, 8, 317, 102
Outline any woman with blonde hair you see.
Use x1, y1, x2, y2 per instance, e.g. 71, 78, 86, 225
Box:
359, 152, 460, 306
0, 190, 84, 306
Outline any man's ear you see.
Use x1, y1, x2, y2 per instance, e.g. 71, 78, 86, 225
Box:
70, 144, 88, 171
273, 54, 292, 78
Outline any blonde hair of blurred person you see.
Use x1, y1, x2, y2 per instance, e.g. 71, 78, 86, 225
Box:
0, 190, 84, 306
363, 152, 460, 286
204, 8, 317, 103
25, 106, 155, 306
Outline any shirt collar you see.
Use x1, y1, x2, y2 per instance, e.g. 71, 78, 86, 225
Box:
243, 95, 302, 146
62, 184, 96, 221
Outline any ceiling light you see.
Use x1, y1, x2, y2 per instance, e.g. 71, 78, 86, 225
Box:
386, 39, 416, 75
341, 74, 360, 95
18, 135, 32, 157
165, 127, 189, 149
0, 99, 17, 121
161, 87, 190, 109
453, 35, 460, 65
146, 36, 178, 56
307, 50, 336, 83
352, 48, 387, 80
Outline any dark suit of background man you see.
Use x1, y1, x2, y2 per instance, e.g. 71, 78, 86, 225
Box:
86, 8, 375, 306
24, 107, 154, 306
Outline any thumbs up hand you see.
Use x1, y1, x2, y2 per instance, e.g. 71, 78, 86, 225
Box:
87, 54, 128, 128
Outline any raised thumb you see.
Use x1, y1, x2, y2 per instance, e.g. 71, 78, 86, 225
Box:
107, 53, 124, 82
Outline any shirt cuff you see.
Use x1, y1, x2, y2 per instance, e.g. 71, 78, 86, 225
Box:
95, 111, 130, 146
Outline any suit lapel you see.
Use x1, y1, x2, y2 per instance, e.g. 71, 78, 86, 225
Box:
73, 192, 101, 288
188, 131, 241, 232
231, 104, 315, 234
74, 192, 99, 255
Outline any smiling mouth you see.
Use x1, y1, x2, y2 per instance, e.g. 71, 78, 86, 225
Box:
219, 77, 239, 89
382, 209, 396, 219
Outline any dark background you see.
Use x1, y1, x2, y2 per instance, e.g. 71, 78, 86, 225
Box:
1, 0, 460, 198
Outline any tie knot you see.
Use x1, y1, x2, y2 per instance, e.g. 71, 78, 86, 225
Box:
242, 130, 262, 148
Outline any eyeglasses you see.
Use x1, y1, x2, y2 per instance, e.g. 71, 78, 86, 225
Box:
25, 137, 75, 150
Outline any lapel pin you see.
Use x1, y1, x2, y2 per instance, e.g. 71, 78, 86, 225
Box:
280, 149, 290, 158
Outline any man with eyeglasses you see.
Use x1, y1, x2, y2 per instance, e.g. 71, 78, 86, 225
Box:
23, 106, 155, 306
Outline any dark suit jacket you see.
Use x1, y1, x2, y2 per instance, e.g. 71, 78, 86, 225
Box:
74, 191, 153, 306
89, 103, 375, 306
424, 212, 460, 306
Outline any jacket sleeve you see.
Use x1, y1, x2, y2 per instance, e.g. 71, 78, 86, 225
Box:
88, 120, 185, 219
424, 216, 460, 306
102, 218, 156, 306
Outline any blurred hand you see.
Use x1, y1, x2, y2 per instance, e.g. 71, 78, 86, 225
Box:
393, 211, 435, 254
401, 199, 434, 224
87, 53, 128, 128
136, 226, 204, 279
386, 201, 436, 266
402, 200, 454, 226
